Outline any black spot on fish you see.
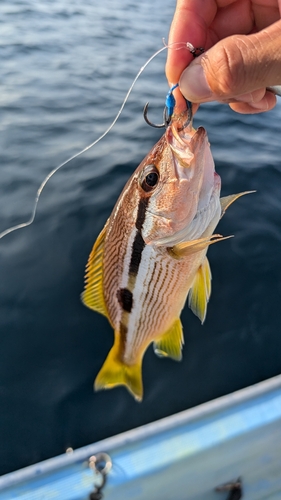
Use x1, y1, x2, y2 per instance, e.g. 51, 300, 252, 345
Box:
117, 288, 133, 313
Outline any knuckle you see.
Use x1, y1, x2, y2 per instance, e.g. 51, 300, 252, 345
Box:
202, 36, 248, 97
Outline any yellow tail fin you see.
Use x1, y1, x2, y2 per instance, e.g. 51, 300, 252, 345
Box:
94, 336, 143, 402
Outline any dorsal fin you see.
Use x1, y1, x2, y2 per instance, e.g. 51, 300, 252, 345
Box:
81, 221, 109, 318
188, 256, 211, 324
153, 318, 184, 361
220, 191, 255, 218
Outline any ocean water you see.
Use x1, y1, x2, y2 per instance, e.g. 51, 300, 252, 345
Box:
1, 0, 281, 476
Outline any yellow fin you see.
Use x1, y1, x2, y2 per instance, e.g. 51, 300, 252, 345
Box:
94, 333, 143, 402
220, 191, 255, 218
188, 256, 212, 324
81, 221, 109, 318
169, 234, 233, 259
153, 318, 183, 361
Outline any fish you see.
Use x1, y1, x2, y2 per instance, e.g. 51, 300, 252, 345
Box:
82, 106, 250, 402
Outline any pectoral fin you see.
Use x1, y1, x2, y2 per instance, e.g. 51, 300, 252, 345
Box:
153, 318, 183, 361
168, 234, 233, 259
188, 256, 211, 324
81, 221, 109, 318
220, 191, 255, 218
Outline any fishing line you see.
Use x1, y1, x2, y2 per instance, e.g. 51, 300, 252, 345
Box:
0, 40, 189, 240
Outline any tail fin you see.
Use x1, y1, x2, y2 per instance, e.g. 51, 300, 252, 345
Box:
94, 338, 143, 402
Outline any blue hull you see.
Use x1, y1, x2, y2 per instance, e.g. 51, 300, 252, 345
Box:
1, 375, 281, 500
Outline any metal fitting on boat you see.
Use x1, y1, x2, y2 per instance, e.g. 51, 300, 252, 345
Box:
88, 452, 112, 500
215, 477, 243, 499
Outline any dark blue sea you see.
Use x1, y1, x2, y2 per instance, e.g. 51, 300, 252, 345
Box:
1, 0, 281, 476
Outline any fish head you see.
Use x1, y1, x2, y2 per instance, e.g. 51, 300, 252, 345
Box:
134, 109, 221, 246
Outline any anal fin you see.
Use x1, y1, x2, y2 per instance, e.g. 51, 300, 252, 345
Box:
153, 318, 183, 361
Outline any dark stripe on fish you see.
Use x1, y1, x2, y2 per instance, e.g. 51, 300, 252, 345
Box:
129, 197, 148, 276
129, 231, 145, 276
119, 197, 149, 347
117, 288, 133, 313
119, 321, 128, 358
135, 198, 148, 231
120, 321, 128, 334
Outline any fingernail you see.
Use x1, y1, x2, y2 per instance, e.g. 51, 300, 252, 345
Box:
179, 62, 213, 102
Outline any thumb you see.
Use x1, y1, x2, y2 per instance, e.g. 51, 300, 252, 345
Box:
179, 20, 281, 108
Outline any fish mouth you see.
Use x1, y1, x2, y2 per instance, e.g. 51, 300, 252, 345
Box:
166, 120, 196, 173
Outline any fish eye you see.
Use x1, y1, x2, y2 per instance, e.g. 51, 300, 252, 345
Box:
140, 164, 159, 192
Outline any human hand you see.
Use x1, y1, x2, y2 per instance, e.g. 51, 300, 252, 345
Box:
166, 0, 281, 113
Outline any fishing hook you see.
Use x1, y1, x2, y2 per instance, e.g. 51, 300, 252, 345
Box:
143, 102, 167, 129
143, 83, 179, 128
144, 95, 193, 130
143, 43, 205, 129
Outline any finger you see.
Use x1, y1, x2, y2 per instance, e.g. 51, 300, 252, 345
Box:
229, 92, 277, 114
165, 0, 217, 84
179, 20, 281, 103
210, 1, 280, 36
165, 0, 257, 85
